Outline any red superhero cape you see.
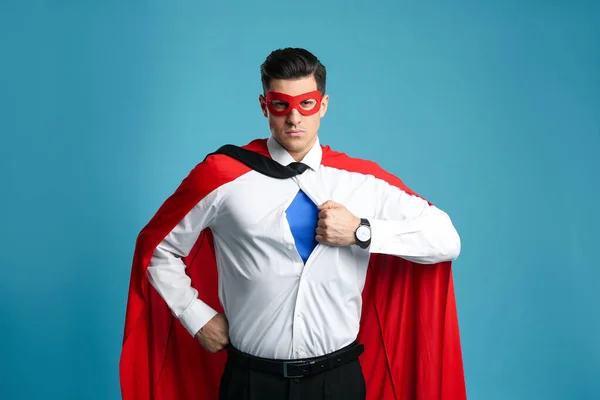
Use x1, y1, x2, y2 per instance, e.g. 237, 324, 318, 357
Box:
119, 138, 467, 400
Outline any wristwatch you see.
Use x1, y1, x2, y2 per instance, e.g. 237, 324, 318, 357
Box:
354, 218, 371, 249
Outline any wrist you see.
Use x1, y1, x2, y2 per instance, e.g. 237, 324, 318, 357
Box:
351, 216, 361, 243
180, 299, 218, 338
354, 218, 371, 249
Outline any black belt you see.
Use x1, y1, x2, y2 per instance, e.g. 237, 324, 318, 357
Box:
226, 341, 364, 379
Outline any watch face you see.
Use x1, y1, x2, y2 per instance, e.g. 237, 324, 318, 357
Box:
356, 226, 371, 242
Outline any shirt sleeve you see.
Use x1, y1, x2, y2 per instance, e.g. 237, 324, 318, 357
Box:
368, 179, 461, 264
146, 187, 221, 337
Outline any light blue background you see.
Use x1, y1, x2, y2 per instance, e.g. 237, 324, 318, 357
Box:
1, 1, 598, 399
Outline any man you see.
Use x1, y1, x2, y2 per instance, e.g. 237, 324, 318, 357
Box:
120, 48, 466, 400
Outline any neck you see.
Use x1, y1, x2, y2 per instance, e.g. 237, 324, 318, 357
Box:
290, 149, 310, 162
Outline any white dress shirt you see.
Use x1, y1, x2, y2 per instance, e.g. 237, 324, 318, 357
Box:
146, 136, 461, 360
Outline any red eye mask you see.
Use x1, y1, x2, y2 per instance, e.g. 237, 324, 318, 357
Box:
265, 90, 323, 116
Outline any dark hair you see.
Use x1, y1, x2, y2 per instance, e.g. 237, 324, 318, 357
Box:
260, 48, 327, 95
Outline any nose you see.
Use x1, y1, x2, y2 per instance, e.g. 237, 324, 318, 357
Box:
286, 108, 302, 125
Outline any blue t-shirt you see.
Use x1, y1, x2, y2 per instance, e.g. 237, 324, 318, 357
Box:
286, 190, 319, 263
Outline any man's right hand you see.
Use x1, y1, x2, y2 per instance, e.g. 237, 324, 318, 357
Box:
194, 313, 230, 353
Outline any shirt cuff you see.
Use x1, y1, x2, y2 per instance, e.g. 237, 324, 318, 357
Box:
178, 299, 219, 337
368, 219, 387, 253
368, 218, 415, 254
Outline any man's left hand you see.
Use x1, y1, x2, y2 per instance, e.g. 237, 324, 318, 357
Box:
316, 200, 360, 247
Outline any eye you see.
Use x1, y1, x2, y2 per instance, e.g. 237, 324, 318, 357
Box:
270, 100, 289, 110
300, 100, 317, 109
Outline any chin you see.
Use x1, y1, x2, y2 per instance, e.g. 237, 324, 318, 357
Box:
276, 134, 298, 144
279, 139, 301, 151
273, 131, 317, 154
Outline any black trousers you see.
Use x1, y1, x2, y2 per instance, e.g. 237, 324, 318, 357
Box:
218, 353, 366, 400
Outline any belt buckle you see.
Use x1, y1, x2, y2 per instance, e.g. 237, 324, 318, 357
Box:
282, 361, 306, 378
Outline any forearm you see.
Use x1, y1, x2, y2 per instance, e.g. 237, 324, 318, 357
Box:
369, 206, 461, 264
147, 245, 218, 336
144, 191, 220, 336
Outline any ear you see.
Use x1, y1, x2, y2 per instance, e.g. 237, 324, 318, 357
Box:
258, 95, 268, 118
319, 94, 329, 118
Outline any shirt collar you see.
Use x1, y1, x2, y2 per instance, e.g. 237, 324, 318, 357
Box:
266, 135, 322, 171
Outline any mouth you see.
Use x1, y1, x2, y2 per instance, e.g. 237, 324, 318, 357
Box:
285, 130, 305, 137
